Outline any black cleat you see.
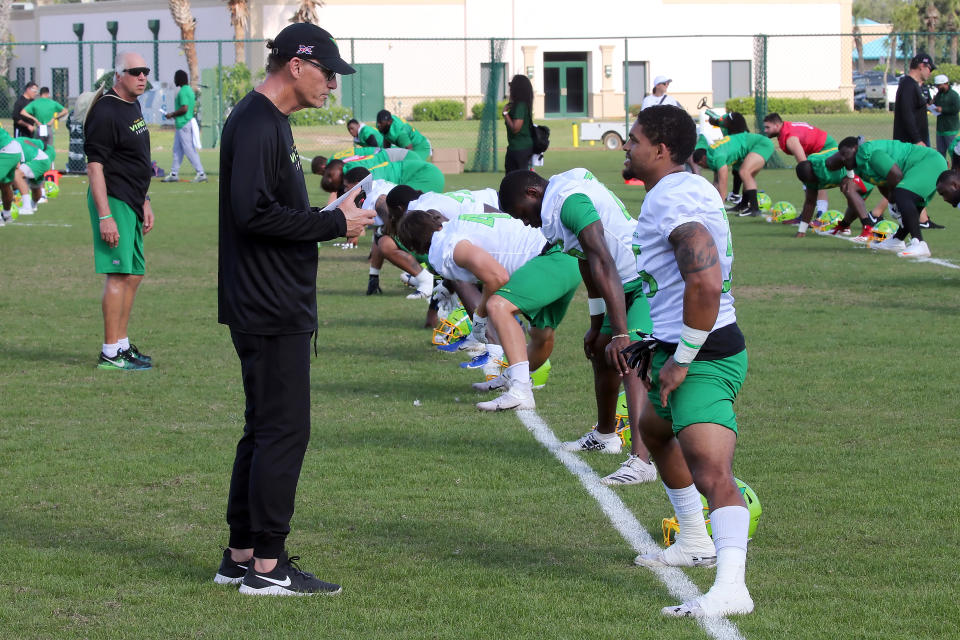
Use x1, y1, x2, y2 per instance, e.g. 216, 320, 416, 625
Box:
737, 207, 762, 217
366, 275, 382, 295
214, 548, 249, 585
239, 552, 342, 597
919, 219, 945, 229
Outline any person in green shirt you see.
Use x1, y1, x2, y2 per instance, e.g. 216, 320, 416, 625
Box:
931, 74, 960, 162
162, 70, 206, 183
794, 146, 876, 239
830, 136, 947, 257
0, 129, 35, 222
319, 153, 444, 195
376, 110, 432, 160
503, 74, 534, 173
22, 87, 67, 152
10, 137, 53, 206
347, 119, 384, 148
704, 110, 749, 204
691, 132, 773, 215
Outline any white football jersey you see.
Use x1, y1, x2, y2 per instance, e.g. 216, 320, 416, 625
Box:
428, 213, 546, 283
364, 179, 396, 225
632, 171, 737, 343
410, 188, 500, 218
540, 168, 638, 284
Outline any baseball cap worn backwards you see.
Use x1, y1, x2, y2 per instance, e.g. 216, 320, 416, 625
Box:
271, 23, 356, 75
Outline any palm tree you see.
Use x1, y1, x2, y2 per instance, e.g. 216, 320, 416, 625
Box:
290, 0, 324, 25
225, 0, 248, 64
0, 0, 12, 80
853, 0, 868, 73
169, 0, 200, 92
924, 1, 940, 56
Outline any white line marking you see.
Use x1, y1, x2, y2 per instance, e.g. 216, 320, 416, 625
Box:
4, 222, 74, 227
515, 409, 746, 640
820, 231, 960, 269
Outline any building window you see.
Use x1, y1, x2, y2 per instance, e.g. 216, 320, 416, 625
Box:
712, 60, 751, 104
624, 61, 646, 109
480, 62, 508, 100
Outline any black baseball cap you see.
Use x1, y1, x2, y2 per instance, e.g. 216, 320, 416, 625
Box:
271, 23, 356, 75
911, 53, 936, 70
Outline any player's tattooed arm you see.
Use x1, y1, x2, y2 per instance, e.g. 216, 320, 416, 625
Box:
669, 222, 719, 277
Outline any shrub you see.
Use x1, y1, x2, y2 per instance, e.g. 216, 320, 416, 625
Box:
471, 99, 508, 120
725, 96, 851, 115
289, 93, 353, 126
629, 104, 643, 118
219, 63, 254, 108
931, 63, 960, 84
410, 99, 464, 121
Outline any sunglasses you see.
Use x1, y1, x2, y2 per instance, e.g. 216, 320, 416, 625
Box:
299, 58, 335, 82
123, 67, 151, 77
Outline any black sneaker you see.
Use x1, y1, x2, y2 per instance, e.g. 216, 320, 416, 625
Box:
726, 200, 748, 212
97, 350, 151, 371
919, 219, 945, 229
214, 548, 249, 585
366, 275, 382, 295
737, 207, 762, 217
127, 344, 152, 365
239, 552, 342, 596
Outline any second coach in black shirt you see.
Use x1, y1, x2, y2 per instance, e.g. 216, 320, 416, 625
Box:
216, 23, 374, 596
894, 53, 934, 146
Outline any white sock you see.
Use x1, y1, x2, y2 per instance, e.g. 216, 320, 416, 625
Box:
103, 342, 120, 358
22, 194, 32, 209
711, 505, 750, 587
505, 361, 530, 386
414, 269, 433, 290
486, 343, 504, 360
369, 267, 380, 276
2, 209, 9, 217
118, 337, 130, 351
665, 483, 713, 548
816, 199, 829, 215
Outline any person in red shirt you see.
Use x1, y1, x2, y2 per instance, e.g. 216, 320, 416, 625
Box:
763, 113, 838, 219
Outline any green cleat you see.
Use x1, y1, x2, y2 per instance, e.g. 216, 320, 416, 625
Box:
97, 350, 151, 371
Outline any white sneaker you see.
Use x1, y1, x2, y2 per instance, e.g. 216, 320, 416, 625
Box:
400, 273, 418, 288
562, 430, 622, 454
635, 539, 717, 568
192, 173, 208, 183
457, 335, 487, 355
476, 385, 534, 411
406, 290, 430, 300
601, 455, 657, 484
897, 238, 931, 258
161, 173, 178, 183
472, 374, 508, 392
0, 211, 10, 223
0, 216, 5, 227
661, 584, 754, 618
18, 206, 35, 215
36, 196, 48, 205
871, 236, 906, 252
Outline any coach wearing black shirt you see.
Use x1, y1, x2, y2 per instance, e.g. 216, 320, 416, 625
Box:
12, 82, 38, 138
84, 53, 155, 370
216, 23, 373, 596
894, 54, 934, 146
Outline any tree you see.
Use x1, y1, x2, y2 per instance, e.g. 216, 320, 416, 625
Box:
169, 0, 200, 92
853, 0, 869, 73
225, 0, 248, 65
924, 1, 940, 57
290, 0, 324, 25
888, 1, 921, 77
0, 0, 11, 80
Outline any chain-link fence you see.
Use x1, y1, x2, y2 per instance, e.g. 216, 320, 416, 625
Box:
2, 32, 957, 173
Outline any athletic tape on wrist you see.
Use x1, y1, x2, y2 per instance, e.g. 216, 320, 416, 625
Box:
846, 169, 856, 179
588, 297, 606, 315
673, 324, 709, 365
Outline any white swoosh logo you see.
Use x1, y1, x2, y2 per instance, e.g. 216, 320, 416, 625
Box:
256, 575, 292, 587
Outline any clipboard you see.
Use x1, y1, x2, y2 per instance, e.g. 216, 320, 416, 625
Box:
321, 174, 372, 211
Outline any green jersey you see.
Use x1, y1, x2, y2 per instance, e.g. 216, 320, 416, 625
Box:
382, 117, 430, 157
506, 101, 533, 151
371, 155, 444, 192
805, 147, 845, 189
854, 140, 938, 187
333, 146, 382, 161
343, 150, 392, 173
174, 85, 196, 129
23, 97, 65, 124
702, 133, 772, 171
0, 127, 12, 147
355, 124, 384, 148
16, 137, 42, 162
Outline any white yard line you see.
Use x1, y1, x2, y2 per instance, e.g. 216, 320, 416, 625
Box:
824, 232, 960, 269
515, 409, 746, 640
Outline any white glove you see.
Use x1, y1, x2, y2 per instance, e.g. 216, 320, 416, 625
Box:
470, 313, 488, 343
887, 203, 902, 224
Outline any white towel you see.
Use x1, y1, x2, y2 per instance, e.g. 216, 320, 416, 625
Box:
190, 118, 202, 150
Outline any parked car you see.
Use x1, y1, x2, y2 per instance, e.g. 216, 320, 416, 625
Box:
853, 71, 897, 110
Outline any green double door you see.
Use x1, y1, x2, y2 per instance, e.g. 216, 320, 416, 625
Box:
544, 61, 587, 117
340, 63, 384, 122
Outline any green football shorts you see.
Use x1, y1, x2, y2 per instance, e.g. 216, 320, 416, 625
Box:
600, 277, 653, 340
495, 245, 581, 329
748, 136, 775, 162
0, 151, 20, 183
87, 190, 145, 275
899, 153, 948, 207
647, 348, 748, 435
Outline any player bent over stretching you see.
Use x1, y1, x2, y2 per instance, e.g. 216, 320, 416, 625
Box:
624, 105, 753, 617
499, 168, 658, 485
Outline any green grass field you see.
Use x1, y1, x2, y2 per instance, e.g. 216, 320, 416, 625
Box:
1, 136, 959, 639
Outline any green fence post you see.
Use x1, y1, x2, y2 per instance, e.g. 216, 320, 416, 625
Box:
753, 34, 767, 133
624, 37, 629, 143
491, 38, 497, 173
72, 23, 84, 93
217, 40, 223, 147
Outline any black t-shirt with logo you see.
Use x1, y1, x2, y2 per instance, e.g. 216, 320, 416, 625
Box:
218, 90, 347, 335
83, 89, 152, 218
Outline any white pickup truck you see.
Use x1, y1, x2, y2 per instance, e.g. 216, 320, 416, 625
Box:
578, 108, 727, 150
